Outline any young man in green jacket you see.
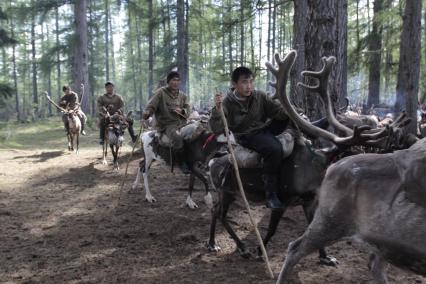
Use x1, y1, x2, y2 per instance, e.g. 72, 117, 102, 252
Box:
97, 81, 137, 144
142, 71, 191, 173
209, 67, 289, 209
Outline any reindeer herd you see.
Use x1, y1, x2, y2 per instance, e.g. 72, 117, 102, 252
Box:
44, 51, 425, 283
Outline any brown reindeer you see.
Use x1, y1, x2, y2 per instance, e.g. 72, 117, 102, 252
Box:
45, 92, 81, 154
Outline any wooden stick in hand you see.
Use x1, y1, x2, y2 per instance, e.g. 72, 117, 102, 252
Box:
216, 90, 275, 279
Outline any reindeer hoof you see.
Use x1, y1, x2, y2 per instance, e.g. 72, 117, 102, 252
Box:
145, 196, 157, 203
255, 247, 264, 261
102, 160, 108, 165
238, 247, 251, 259
207, 243, 221, 252
186, 196, 199, 209
319, 256, 339, 266
131, 183, 139, 190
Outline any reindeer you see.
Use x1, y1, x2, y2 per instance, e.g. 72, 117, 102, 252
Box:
101, 106, 131, 170
207, 51, 407, 265
45, 92, 81, 154
132, 121, 227, 209
277, 139, 426, 283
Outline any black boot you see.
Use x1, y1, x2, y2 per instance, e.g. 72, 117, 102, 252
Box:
263, 174, 284, 210
80, 120, 86, 135
128, 124, 137, 143
174, 148, 191, 174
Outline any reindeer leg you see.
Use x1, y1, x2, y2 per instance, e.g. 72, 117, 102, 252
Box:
219, 191, 251, 258
192, 164, 213, 209
368, 252, 389, 284
102, 141, 108, 165
67, 133, 72, 151
302, 199, 338, 266
186, 173, 198, 209
207, 200, 222, 252
111, 144, 118, 170
132, 159, 145, 190
277, 212, 346, 284
256, 208, 286, 259
142, 155, 156, 203
76, 134, 79, 155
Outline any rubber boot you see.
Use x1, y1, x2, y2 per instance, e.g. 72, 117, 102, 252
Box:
80, 119, 86, 136
128, 124, 137, 143
263, 174, 284, 210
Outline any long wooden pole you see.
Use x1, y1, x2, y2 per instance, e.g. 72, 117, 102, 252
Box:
217, 97, 274, 279
116, 118, 145, 207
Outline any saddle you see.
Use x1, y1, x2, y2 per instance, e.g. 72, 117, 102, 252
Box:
231, 130, 297, 169
154, 122, 205, 147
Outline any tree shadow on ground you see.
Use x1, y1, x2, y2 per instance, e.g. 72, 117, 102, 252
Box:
13, 151, 65, 163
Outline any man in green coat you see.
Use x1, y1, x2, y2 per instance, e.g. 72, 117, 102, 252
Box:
59, 85, 87, 135
142, 71, 191, 173
209, 66, 289, 209
97, 81, 137, 144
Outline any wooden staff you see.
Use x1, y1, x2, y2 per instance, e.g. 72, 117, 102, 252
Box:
215, 90, 274, 279
116, 117, 146, 207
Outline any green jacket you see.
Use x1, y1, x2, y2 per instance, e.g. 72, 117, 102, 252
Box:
59, 91, 79, 109
209, 89, 289, 135
145, 86, 190, 131
97, 93, 124, 117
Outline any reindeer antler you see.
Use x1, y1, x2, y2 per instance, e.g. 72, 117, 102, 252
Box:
266, 52, 379, 147
298, 57, 353, 136
44, 91, 68, 113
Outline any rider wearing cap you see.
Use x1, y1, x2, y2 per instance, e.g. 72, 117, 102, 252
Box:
97, 81, 137, 144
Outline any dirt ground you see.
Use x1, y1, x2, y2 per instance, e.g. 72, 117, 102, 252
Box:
1, 122, 425, 283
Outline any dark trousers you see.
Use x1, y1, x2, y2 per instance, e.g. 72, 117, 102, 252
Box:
237, 120, 286, 175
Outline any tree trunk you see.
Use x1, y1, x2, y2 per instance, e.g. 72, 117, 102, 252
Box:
109, 9, 116, 82
135, 14, 144, 109
395, 0, 422, 134
305, 0, 348, 119
177, 0, 187, 94
55, 7, 61, 102
240, 0, 244, 65
148, 0, 154, 99
88, 0, 95, 116
72, 0, 91, 113
366, 0, 384, 109
10, 2, 20, 121
104, 0, 110, 81
291, 0, 308, 111
127, 7, 138, 106
266, 0, 272, 91
31, 5, 38, 119
184, 0, 190, 97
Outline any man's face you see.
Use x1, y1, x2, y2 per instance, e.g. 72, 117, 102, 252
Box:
233, 74, 254, 97
105, 85, 114, 95
63, 89, 70, 95
168, 77, 181, 91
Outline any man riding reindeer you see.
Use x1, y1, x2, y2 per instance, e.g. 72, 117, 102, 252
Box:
142, 71, 191, 173
59, 85, 87, 136
97, 81, 137, 144
209, 67, 289, 209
